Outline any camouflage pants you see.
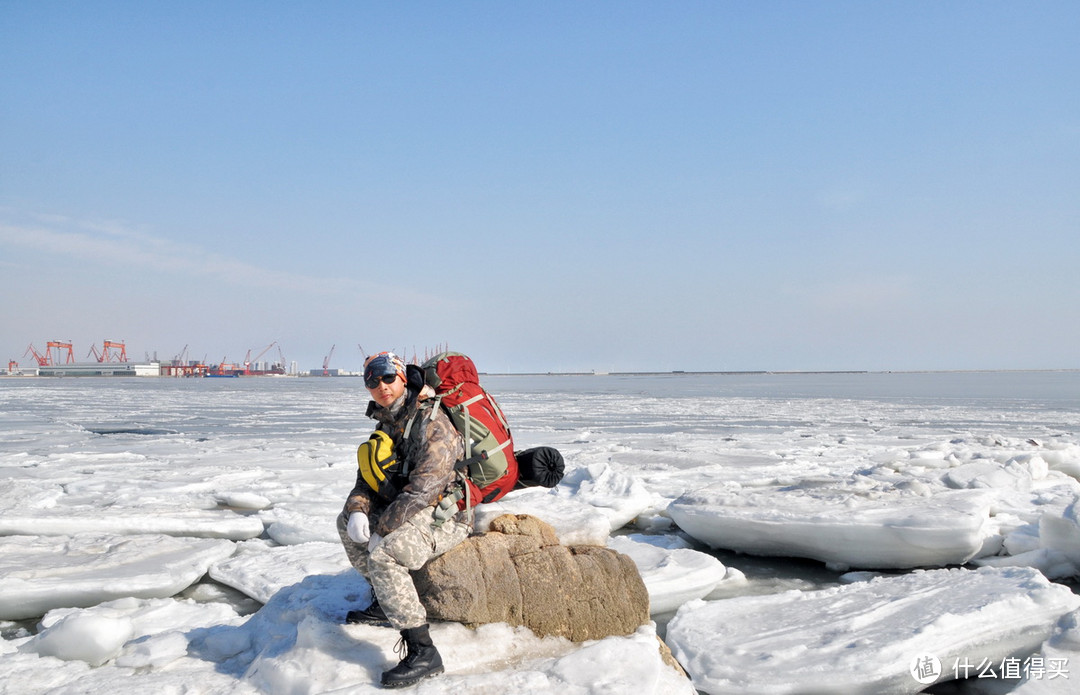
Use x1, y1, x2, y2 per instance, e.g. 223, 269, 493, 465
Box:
337, 506, 470, 630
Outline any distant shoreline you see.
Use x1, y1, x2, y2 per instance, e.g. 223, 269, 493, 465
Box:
4, 368, 1077, 380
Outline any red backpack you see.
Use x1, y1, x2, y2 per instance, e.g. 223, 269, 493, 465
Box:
420, 352, 519, 509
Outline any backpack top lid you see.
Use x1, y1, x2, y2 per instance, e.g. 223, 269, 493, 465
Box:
422, 352, 479, 394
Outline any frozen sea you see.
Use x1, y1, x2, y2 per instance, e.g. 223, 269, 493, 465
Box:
1, 370, 1079, 694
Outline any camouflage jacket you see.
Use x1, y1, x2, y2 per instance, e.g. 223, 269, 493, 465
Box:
344, 390, 464, 537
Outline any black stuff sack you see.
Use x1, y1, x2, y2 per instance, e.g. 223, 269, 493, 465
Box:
513, 447, 565, 489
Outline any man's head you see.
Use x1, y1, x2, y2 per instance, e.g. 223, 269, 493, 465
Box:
363, 351, 407, 407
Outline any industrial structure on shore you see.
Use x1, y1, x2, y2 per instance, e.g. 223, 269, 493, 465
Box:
6, 340, 451, 378
9, 340, 299, 378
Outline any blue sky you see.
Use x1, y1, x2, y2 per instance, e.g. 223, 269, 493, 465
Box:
2, 1, 1077, 373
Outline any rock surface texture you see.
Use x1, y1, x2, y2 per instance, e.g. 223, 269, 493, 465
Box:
414, 514, 651, 642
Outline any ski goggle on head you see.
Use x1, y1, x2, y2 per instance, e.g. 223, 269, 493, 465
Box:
363, 352, 405, 389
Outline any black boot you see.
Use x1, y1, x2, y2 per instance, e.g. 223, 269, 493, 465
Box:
345, 597, 390, 627
380, 624, 444, 689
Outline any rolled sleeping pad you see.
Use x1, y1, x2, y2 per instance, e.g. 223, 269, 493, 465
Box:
513, 446, 565, 488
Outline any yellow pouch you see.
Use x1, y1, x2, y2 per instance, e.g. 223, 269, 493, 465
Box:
357, 430, 399, 495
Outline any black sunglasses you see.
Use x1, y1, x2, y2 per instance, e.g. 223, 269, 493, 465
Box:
365, 373, 398, 389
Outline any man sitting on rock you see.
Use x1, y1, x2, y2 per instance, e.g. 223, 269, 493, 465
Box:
336, 351, 471, 689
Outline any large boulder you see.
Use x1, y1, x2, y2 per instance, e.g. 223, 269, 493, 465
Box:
414, 514, 650, 641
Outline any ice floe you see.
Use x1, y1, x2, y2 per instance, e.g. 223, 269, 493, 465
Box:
0, 533, 236, 620
666, 566, 1080, 694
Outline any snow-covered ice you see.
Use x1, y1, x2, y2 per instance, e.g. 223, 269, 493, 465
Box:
667, 566, 1080, 694
669, 484, 995, 570
1, 371, 1078, 693
0, 509, 265, 539
607, 534, 730, 614
207, 540, 353, 604
0, 533, 236, 620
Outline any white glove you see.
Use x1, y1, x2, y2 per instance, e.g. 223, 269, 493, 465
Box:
368, 532, 383, 553
346, 513, 370, 544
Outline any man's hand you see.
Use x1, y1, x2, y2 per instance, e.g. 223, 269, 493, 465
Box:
346, 513, 370, 543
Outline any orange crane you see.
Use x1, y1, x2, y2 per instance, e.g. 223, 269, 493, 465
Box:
322, 344, 336, 376
102, 340, 128, 362
46, 340, 75, 365
86, 340, 129, 363
23, 344, 48, 366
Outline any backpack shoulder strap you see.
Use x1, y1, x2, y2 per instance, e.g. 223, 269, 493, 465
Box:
400, 398, 442, 471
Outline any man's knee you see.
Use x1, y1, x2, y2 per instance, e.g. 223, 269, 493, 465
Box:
370, 522, 435, 572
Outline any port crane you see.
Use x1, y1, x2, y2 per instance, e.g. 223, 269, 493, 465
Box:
322, 344, 336, 376
210, 356, 235, 376
88, 340, 128, 363
159, 344, 208, 377
46, 340, 75, 365
24, 341, 78, 367
243, 341, 277, 374
102, 340, 127, 362
24, 344, 49, 367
